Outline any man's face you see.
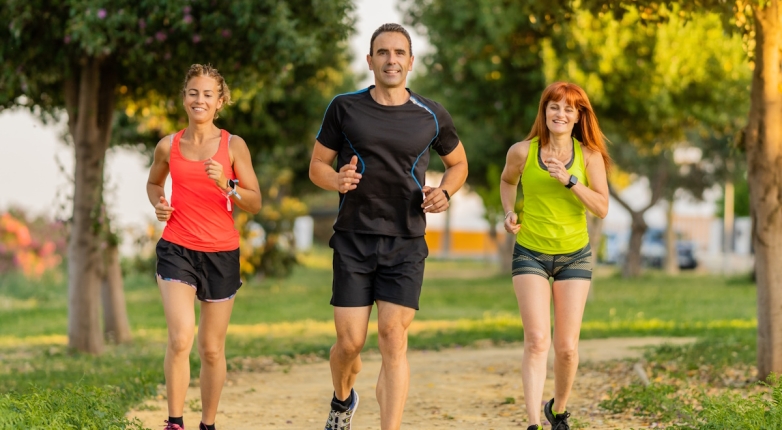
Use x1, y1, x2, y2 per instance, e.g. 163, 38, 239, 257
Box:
367, 31, 414, 89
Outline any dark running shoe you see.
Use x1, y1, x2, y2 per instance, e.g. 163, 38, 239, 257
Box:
198, 423, 213, 430
527, 425, 542, 430
325, 389, 359, 430
544, 398, 571, 430
163, 421, 184, 430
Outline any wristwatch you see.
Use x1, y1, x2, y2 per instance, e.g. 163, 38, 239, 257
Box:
442, 189, 451, 201
226, 179, 242, 200
565, 175, 578, 189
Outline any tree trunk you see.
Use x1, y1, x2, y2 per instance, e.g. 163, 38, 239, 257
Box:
748, 1, 782, 380
664, 200, 679, 275
102, 242, 132, 344
609, 174, 665, 279
624, 212, 647, 278
65, 56, 117, 354
586, 212, 603, 300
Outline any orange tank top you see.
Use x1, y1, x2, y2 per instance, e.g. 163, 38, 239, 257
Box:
161, 129, 239, 252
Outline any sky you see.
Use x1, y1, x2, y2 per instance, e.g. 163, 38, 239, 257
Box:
0, 1, 717, 249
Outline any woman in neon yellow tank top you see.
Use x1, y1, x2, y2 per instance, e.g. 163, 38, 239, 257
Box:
500, 82, 610, 430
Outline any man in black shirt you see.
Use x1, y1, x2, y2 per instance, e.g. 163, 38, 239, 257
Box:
309, 23, 468, 430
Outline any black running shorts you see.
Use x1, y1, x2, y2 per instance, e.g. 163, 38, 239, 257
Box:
329, 230, 428, 310
156, 238, 242, 302
512, 242, 592, 281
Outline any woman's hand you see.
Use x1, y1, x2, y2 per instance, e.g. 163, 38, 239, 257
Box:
504, 211, 521, 234
545, 157, 570, 185
204, 158, 228, 191
155, 196, 175, 222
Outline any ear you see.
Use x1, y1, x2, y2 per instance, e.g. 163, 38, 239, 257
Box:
408, 54, 415, 71
366, 54, 372, 70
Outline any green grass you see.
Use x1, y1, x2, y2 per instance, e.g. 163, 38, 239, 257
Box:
0, 249, 761, 428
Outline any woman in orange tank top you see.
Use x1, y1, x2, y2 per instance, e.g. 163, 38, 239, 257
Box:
146, 64, 261, 430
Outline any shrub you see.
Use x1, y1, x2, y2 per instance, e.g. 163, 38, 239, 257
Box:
0, 385, 147, 429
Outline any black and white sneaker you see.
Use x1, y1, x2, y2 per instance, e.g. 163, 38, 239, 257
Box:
325, 389, 359, 430
544, 398, 571, 430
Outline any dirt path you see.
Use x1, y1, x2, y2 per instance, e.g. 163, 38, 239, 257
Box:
129, 337, 693, 429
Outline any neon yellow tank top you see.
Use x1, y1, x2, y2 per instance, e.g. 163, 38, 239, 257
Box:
516, 137, 589, 254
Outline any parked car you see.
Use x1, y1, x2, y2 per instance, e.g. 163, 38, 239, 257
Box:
609, 228, 698, 270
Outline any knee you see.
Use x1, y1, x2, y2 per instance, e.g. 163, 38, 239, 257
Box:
334, 336, 365, 358
377, 325, 407, 358
554, 344, 578, 364
199, 344, 225, 366
523, 332, 551, 356
168, 333, 194, 355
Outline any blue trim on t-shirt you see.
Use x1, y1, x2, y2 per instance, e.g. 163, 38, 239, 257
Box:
338, 134, 366, 212
408, 95, 439, 191
315, 87, 370, 141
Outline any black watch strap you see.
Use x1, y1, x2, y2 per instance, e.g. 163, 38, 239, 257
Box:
442, 189, 450, 201
565, 175, 578, 189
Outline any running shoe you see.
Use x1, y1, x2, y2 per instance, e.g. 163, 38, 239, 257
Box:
324, 389, 359, 430
544, 398, 571, 430
527, 425, 542, 430
163, 421, 184, 430
198, 423, 211, 430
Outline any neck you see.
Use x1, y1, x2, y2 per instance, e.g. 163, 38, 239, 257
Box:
547, 133, 572, 152
185, 121, 219, 144
370, 85, 410, 106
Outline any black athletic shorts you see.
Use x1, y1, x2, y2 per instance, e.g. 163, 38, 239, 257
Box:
329, 230, 428, 310
512, 242, 592, 281
156, 238, 242, 302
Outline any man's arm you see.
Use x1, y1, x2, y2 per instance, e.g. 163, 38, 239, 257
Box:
309, 140, 362, 193
422, 142, 468, 213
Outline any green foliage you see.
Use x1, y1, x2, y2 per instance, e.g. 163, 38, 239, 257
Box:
542, 4, 750, 199
693, 375, 782, 429
0, 385, 146, 429
1, 0, 356, 197
600, 382, 683, 420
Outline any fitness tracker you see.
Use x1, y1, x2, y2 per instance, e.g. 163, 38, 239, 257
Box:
565, 175, 578, 189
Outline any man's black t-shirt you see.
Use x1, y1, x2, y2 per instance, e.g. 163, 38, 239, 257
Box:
316, 86, 460, 237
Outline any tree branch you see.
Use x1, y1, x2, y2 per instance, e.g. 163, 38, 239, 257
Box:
608, 182, 638, 215
643, 164, 668, 212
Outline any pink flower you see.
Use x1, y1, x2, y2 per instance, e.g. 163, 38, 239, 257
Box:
138, 18, 146, 29
63, 35, 71, 44
155, 31, 167, 42
183, 6, 192, 14
221, 29, 231, 38
192, 34, 201, 43
97, 9, 107, 19
183, 14, 193, 24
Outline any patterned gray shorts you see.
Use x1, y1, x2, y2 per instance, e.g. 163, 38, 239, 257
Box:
512, 242, 592, 281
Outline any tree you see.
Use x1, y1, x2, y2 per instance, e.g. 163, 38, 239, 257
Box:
404, 1, 748, 279
0, 0, 355, 354
541, 5, 749, 277
576, 0, 782, 383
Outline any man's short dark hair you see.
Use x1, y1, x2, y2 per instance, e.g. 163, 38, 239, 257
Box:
369, 23, 413, 56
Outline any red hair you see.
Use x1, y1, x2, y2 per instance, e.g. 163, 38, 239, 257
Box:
525, 82, 611, 172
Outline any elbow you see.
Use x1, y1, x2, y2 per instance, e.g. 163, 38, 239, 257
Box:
597, 206, 608, 219
253, 197, 263, 215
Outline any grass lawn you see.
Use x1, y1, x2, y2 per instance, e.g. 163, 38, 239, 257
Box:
0, 247, 759, 427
